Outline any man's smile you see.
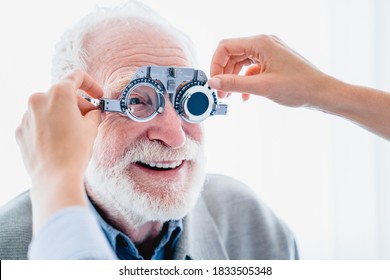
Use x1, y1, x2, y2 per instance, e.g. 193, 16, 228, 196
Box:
135, 160, 185, 172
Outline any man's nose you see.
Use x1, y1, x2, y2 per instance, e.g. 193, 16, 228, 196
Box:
146, 101, 186, 149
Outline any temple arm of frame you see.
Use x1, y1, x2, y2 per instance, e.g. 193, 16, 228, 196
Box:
87, 98, 122, 113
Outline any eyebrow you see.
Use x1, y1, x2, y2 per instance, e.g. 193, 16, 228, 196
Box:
104, 77, 132, 99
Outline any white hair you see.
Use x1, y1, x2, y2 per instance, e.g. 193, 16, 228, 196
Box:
51, 0, 198, 83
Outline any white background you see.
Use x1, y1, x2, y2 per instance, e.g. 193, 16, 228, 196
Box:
0, 0, 389, 259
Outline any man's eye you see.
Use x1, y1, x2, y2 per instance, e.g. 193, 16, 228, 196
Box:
129, 98, 144, 105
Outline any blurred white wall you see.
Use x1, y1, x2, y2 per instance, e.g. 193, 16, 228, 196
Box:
0, 0, 388, 259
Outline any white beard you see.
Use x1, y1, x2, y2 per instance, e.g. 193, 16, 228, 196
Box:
84, 137, 206, 227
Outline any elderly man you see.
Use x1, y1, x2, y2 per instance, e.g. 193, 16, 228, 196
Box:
0, 1, 298, 260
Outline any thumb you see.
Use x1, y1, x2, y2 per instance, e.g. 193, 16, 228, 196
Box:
209, 74, 267, 96
85, 109, 102, 128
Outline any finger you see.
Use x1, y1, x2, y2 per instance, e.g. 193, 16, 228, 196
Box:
211, 35, 279, 77
245, 64, 262, 76
224, 56, 253, 76
242, 93, 251, 101
77, 95, 99, 116
47, 70, 103, 116
209, 73, 268, 95
209, 63, 265, 93
212, 50, 254, 77
62, 69, 103, 99
238, 65, 261, 102
84, 109, 102, 128
211, 54, 253, 99
223, 59, 239, 75
210, 38, 249, 76
217, 90, 229, 99
232, 59, 253, 76
223, 54, 252, 74
216, 91, 234, 99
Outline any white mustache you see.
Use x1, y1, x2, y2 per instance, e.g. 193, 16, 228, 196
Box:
114, 137, 202, 168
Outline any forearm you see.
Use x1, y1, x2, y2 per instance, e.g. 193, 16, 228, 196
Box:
28, 171, 117, 260
29, 206, 116, 259
30, 172, 87, 233
315, 75, 390, 140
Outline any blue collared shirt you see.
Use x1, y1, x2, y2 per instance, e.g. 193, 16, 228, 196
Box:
89, 201, 183, 260
28, 201, 183, 260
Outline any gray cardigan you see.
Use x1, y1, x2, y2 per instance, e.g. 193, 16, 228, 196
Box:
0, 174, 298, 260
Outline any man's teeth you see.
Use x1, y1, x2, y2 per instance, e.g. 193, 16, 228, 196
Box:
141, 160, 183, 169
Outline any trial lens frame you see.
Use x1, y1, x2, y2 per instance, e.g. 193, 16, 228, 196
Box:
89, 66, 228, 123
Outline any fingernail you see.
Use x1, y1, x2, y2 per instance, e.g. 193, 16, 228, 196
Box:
218, 91, 227, 99
208, 78, 221, 89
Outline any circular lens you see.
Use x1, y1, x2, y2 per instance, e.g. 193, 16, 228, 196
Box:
126, 84, 159, 119
176, 82, 217, 123
186, 92, 209, 116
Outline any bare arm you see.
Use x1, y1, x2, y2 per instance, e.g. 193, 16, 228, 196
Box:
209, 35, 390, 140
317, 77, 390, 140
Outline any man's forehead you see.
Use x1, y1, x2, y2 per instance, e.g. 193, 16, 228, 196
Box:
84, 19, 195, 95
104, 74, 134, 99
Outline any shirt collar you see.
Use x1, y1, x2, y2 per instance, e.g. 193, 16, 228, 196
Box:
87, 198, 183, 260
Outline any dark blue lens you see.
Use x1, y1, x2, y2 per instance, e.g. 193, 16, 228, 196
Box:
187, 92, 209, 116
